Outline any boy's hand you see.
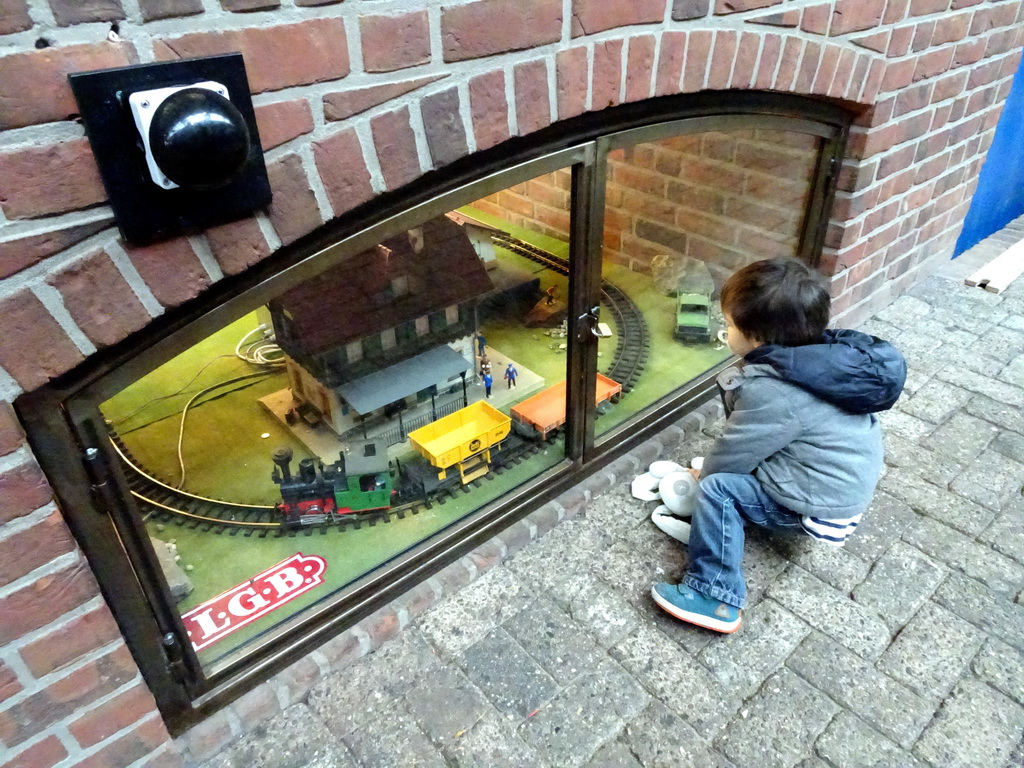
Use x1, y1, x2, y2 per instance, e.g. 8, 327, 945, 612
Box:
688, 467, 700, 480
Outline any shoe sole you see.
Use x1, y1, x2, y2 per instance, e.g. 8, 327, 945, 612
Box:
650, 586, 742, 634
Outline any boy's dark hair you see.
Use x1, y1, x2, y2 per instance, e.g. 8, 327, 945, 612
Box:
720, 258, 830, 346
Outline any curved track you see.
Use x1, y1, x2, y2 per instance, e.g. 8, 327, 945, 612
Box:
111, 428, 551, 534
491, 233, 649, 392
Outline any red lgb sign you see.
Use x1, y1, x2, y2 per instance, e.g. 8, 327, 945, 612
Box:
182, 553, 327, 652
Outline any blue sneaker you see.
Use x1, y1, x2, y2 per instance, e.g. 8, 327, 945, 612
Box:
651, 583, 742, 633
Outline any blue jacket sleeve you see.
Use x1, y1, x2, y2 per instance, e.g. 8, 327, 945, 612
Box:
701, 377, 802, 477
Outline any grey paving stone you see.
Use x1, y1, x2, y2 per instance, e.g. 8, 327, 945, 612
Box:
874, 295, 933, 330
813, 711, 928, 768
992, 429, 1024, 464
861, 316, 906, 340
203, 704, 356, 768
787, 631, 934, 748
619, 701, 734, 768
610, 623, 739, 737
503, 598, 606, 685
402, 665, 491, 750
898, 379, 974, 424
933, 572, 1024, 652
715, 668, 838, 768
877, 468, 996, 536
579, 483, 650, 536
933, 343, 1006, 375
921, 411, 1000, 465
770, 536, 871, 592
901, 368, 933, 397
905, 320, 982, 350
766, 566, 892, 660
505, 516, 615, 598
1003, 314, 1024, 333
852, 541, 946, 630
342, 710, 447, 768
697, 598, 810, 698
644, 590, 719, 656
844, 492, 919, 562
912, 678, 1024, 768
459, 626, 560, 717
949, 447, 1024, 511
883, 433, 962, 488
979, 496, 1024, 565
735, 528, 793, 606
972, 638, 1024, 706
876, 601, 985, 699
582, 739, 643, 768
974, 325, 1024, 365
516, 657, 650, 768
998, 354, 1024, 388
907, 281, 1007, 335
903, 516, 1024, 597
935, 366, 1024, 407
563, 573, 644, 649
307, 628, 444, 738
878, 409, 936, 443
900, 344, 946, 378
505, 518, 610, 593
443, 710, 549, 768
417, 566, 534, 659
966, 393, 1024, 436
598, 522, 686, 609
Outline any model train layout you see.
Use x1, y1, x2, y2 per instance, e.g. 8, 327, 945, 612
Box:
108, 227, 670, 536
111, 371, 622, 534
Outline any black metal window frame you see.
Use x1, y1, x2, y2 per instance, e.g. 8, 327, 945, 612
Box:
16, 92, 850, 734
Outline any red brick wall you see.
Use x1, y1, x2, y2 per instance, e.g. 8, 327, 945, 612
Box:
476, 129, 818, 279
0, 0, 1021, 763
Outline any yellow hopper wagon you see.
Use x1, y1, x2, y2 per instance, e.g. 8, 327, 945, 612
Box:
407, 401, 512, 485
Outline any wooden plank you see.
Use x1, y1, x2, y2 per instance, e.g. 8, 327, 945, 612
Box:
965, 238, 1024, 293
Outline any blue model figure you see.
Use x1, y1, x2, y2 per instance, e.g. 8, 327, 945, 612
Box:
476, 333, 487, 356
483, 372, 493, 398
504, 363, 518, 388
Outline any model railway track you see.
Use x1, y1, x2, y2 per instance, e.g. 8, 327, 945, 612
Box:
108, 427, 553, 535
108, 231, 643, 534
492, 233, 649, 392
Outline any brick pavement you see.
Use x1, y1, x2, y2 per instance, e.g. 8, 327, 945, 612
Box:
187, 224, 1024, 768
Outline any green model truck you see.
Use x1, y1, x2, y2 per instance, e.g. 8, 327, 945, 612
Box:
673, 259, 714, 343
674, 292, 712, 343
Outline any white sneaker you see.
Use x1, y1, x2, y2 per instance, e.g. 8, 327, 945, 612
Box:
651, 506, 691, 545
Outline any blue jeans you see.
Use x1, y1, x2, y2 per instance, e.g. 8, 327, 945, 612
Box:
682, 473, 804, 609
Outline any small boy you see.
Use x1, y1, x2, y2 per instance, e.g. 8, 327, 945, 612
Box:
651, 258, 906, 633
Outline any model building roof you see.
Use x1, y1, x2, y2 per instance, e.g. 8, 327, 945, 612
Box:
272, 216, 494, 355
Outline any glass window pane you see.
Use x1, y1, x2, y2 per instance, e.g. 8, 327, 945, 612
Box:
596, 128, 823, 434
98, 168, 578, 671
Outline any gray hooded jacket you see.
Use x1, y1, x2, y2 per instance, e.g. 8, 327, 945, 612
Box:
701, 330, 905, 519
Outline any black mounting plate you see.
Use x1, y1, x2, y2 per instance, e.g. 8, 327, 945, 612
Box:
70, 53, 271, 245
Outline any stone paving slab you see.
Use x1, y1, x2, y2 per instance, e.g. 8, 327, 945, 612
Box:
187, 264, 1024, 768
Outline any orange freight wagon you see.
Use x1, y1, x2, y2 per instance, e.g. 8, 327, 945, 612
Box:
510, 374, 622, 440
